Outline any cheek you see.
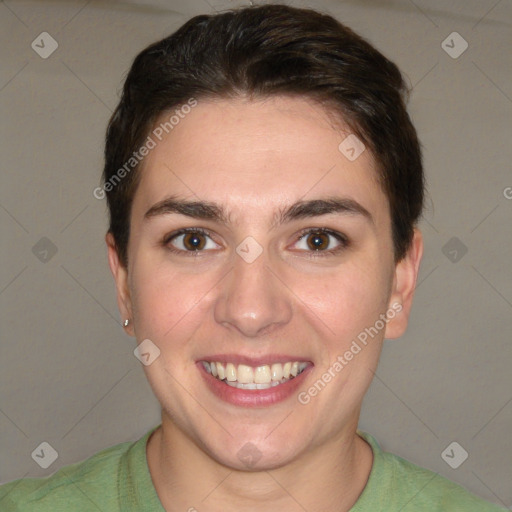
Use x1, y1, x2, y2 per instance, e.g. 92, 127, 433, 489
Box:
130, 258, 215, 343
295, 259, 391, 343
129, 243, 393, 353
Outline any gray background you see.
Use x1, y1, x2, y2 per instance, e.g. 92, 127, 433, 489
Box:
1, 0, 511, 508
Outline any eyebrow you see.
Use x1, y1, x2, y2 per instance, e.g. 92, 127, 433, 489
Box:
144, 195, 374, 228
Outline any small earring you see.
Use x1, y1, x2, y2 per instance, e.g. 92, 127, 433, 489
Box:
123, 319, 130, 327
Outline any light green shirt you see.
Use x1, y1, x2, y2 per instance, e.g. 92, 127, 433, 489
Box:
0, 426, 506, 511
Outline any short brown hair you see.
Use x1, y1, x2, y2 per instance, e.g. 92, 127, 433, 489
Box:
103, 4, 424, 266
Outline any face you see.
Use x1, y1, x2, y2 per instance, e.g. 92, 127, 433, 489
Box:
108, 96, 422, 470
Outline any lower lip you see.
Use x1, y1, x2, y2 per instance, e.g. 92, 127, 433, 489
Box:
197, 362, 313, 407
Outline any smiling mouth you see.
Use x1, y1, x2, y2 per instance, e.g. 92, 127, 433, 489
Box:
201, 361, 310, 390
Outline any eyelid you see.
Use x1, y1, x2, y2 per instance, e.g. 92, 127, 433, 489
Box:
162, 226, 349, 257
163, 227, 220, 255
163, 227, 212, 244
291, 227, 349, 257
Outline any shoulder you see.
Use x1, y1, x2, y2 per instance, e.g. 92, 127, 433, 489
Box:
355, 431, 506, 512
0, 437, 135, 511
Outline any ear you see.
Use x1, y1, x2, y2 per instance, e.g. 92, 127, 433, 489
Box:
384, 228, 424, 339
106, 232, 134, 336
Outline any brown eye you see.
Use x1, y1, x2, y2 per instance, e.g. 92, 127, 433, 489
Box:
294, 228, 348, 256
165, 228, 218, 253
305, 232, 330, 251
182, 232, 206, 251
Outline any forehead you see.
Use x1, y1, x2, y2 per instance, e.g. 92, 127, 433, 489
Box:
132, 96, 388, 227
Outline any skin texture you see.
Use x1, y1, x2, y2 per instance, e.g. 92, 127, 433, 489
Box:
106, 96, 423, 512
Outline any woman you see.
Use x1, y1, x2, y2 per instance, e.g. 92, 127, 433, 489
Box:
0, 4, 504, 511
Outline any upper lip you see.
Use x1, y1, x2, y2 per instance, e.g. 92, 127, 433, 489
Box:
197, 354, 313, 367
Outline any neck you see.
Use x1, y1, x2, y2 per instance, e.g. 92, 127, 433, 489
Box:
147, 414, 373, 512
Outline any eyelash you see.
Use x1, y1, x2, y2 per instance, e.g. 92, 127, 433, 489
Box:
162, 227, 349, 259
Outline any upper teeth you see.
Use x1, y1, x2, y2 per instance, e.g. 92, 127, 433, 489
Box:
202, 361, 308, 388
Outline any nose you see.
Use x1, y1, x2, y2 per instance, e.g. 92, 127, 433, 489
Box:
213, 247, 293, 338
